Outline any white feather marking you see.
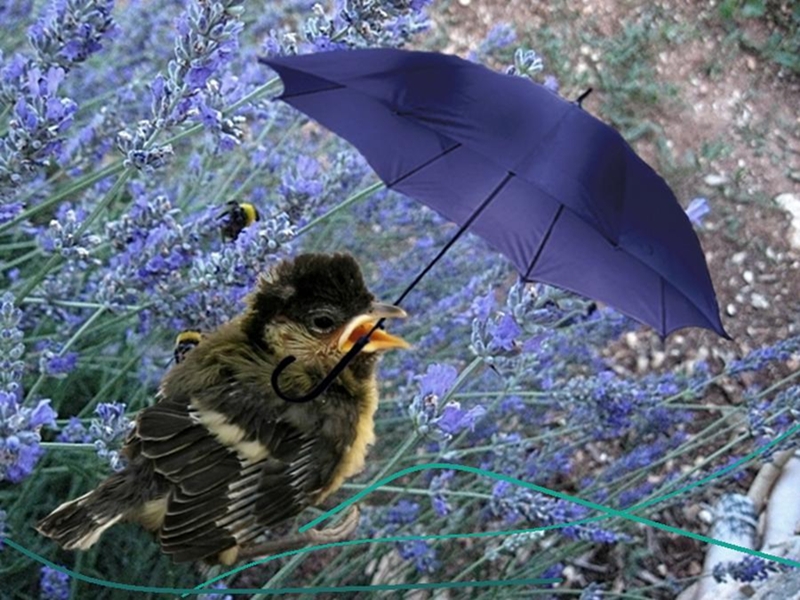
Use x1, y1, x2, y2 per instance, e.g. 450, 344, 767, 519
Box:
65, 514, 123, 550
190, 403, 270, 462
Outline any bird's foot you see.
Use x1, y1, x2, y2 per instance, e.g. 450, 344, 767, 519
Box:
238, 504, 360, 561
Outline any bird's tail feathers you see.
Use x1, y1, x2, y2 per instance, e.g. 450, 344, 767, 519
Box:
36, 476, 129, 550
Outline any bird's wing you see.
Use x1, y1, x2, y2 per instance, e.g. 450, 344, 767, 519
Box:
134, 390, 338, 563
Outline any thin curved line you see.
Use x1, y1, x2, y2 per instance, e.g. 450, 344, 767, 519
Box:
14, 423, 797, 595
198, 420, 800, 590
304, 422, 800, 531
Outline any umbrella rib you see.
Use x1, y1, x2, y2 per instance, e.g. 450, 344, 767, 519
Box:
524, 204, 564, 279
279, 83, 346, 99
386, 142, 462, 188
660, 276, 666, 338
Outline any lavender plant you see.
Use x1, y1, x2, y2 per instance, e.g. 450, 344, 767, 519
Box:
0, 1, 797, 598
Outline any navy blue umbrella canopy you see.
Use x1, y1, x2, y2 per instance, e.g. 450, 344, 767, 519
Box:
262, 48, 727, 339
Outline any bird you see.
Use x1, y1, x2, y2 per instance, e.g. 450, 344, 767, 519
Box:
36, 252, 409, 565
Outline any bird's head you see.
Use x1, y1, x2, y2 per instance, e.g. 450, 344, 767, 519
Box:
243, 253, 409, 373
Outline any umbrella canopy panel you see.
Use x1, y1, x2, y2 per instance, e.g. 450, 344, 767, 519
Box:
264, 49, 726, 338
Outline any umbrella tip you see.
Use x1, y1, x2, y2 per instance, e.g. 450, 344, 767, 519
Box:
575, 87, 593, 108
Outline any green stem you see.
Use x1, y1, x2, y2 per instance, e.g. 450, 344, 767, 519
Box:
22, 297, 143, 311
78, 348, 147, 417
754, 368, 800, 398
0, 240, 36, 250
24, 306, 106, 402
340, 483, 492, 500
13, 254, 61, 302
0, 161, 125, 236
40, 443, 96, 450
297, 181, 385, 236
2, 248, 42, 272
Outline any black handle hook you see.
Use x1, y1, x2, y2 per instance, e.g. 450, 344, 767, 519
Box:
271, 321, 385, 403
575, 87, 593, 108
270, 173, 513, 403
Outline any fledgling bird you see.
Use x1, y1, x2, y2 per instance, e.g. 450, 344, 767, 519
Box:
36, 253, 409, 565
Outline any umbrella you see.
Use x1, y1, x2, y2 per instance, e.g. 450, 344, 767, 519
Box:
259, 48, 728, 402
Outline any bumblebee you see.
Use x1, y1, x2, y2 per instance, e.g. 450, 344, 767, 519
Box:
173, 330, 203, 364
218, 201, 259, 241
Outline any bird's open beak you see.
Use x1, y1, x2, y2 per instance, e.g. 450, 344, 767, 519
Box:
337, 302, 410, 353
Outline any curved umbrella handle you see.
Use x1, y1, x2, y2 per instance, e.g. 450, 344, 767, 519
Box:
271, 334, 373, 403
575, 87, 593, 108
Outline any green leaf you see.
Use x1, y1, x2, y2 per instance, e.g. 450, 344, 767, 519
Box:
741, 0, 766, 18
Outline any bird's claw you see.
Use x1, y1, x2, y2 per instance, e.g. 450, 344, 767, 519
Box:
306, 504, 360, 544
237, 505, 360, 561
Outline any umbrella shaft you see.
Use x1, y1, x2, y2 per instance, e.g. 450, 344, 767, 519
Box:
392, 171, 514, 307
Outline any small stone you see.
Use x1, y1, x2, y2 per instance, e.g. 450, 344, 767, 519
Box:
704, 173, 728, 187
625, 332, 638, 348
750, 293, 769, 309
775, 193, 800, 250
743, 270, 754, 284
726, 303, 737, 316
732, 251, 748, 265
746, 56, 757, 70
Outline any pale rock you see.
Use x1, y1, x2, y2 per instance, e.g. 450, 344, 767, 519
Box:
775, 193, 800, 250
731, 251, 747, 265
704, 173, 728, 187
750, 293, 769, 309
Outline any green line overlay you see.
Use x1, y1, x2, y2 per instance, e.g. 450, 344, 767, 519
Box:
9, 423, 798, 595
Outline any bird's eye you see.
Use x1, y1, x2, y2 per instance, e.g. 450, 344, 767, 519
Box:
312, 315, 335, 330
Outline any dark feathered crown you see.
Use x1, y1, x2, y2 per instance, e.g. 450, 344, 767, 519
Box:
244, 253, 374, 342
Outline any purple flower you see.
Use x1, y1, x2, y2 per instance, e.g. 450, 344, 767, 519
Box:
40, 352, 78, 377
489, 313, 522, 352
417, 363, 458, 400
0, 331, 56, 483
469, 23, 516, 61
0, 201, 24, 224
713, 556, 781, 583
385, 499, 419, 527
543, 74, 560, 93
56, 416, 91, 443
39, 565, 70, 600
433, 401, 487, 436
397, 539, 439, 573
431, 494, 449, 517
198, 581, 233, 600
28, 0, 116, 69
727, 336, 800, 375
89, 402, 133, 471
685, 197, 710, 226
0, 391, 56, 483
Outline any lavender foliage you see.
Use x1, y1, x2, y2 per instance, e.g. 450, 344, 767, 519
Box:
0, 1, 796, 597
38, 565, 70, 600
